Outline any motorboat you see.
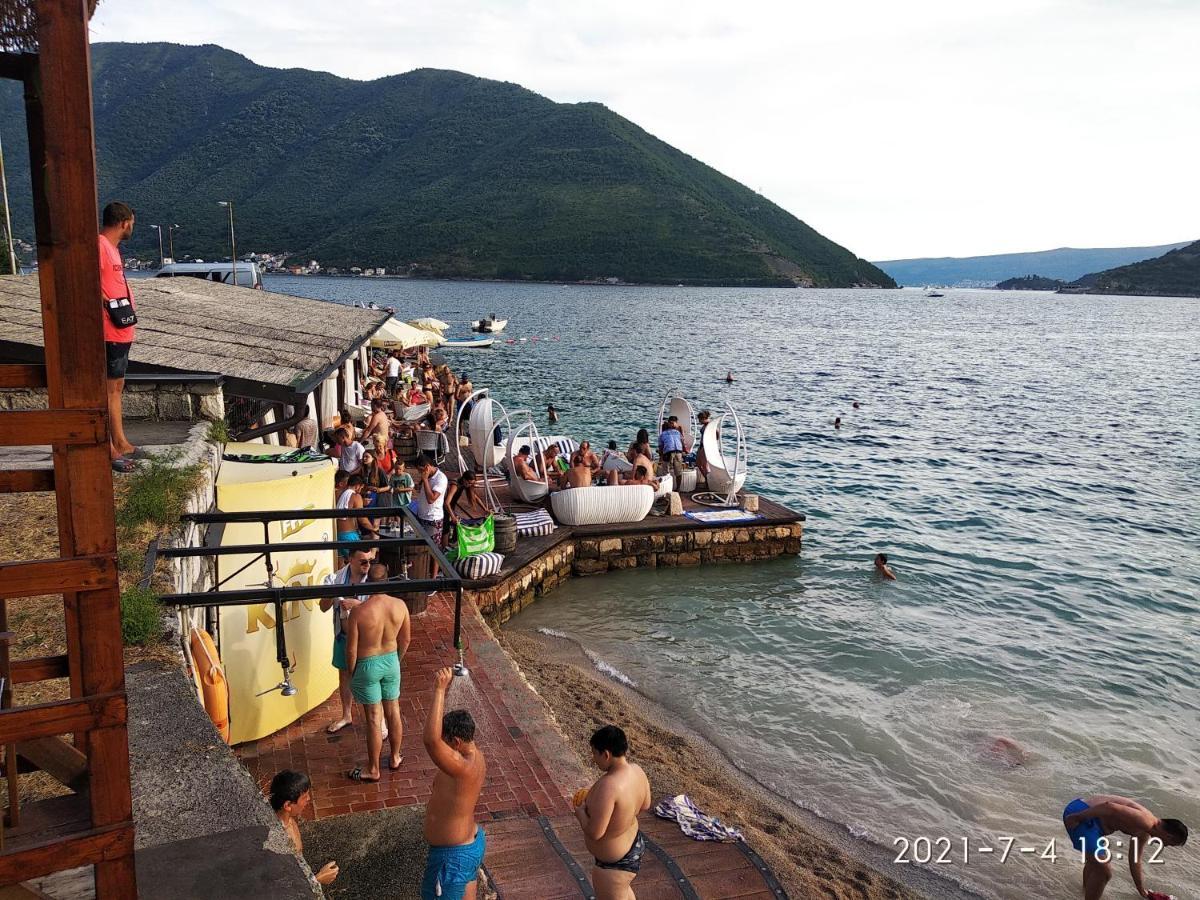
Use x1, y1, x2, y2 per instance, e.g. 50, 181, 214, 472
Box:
440, 337, 495, 349
472, 313, 508, 333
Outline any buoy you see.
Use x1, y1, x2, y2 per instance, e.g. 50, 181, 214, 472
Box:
519, 337, 528, 342
505, 339, 515, 344
190, 627, 231, 743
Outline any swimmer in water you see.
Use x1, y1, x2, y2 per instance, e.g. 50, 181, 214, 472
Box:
874, 553, 896, 580
852, 401, 860, 410
987, 736, 1027, 768
548, 403, 559, 424
834, 416, 842, 430
725, 371, 734, 383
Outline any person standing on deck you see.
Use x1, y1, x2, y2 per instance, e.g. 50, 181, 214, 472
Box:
346, 563, 410, 784
320, 548, 373, 735
412, 453, 448, 573
658, 416, 685, 487
385, 351, 402, 397
99, 202, 140, 472
422, 668, 487, 900
574, 725, 652, 900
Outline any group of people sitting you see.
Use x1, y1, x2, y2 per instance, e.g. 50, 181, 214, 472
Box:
510, 412, 712, 495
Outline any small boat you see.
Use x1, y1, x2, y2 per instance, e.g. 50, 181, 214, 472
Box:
440, 337, 495, 349
472, 313, 508, 333
925, 291, 945, 298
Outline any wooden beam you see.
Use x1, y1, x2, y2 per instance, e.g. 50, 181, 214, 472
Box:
0, 822, 133, 885
0, 410, 106, 447
16, 736, 88, 791
11, 655, 71, 683
0, 693, 125, 746
0, 365, 48, 389
0, 469, 55, 494
0, 555, 116, 600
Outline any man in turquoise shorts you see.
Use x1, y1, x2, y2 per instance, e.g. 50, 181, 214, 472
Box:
1062, 794, 1187, 899
345, 563, 410, 783
422, 667, 487, 900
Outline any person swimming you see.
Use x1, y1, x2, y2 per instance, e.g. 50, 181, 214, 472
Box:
834, 416, 842, 430
725, 371, 734, 383
874, 553, 896, 580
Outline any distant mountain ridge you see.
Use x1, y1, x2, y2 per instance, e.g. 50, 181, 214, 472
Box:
874, 243, 1190, 287
0, 42, 892, 288
1062, 239, 1200, 297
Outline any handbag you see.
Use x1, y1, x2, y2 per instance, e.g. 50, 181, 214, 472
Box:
455, 515, 494, 558
105, 295, 138, 329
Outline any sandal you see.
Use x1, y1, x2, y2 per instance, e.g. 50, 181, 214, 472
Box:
347, 767, 379, 783
111, 458, 137, 473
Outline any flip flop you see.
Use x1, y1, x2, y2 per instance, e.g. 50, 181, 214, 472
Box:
326, 720, 352, 735
347, 767, 379, 783
111, 458, 136, 473
389, 755, 404, 771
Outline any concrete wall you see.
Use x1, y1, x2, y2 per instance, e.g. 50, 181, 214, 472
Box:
472, 522, 803, 625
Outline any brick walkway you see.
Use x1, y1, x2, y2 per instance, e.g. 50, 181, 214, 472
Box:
236, 593, 573, 821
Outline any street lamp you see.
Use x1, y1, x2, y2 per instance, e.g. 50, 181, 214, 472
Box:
150, 224, 164, 269
218, 200, 237, 287
167, 224, 181, 266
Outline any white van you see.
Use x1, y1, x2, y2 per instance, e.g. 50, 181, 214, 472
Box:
156, 261, 264, 289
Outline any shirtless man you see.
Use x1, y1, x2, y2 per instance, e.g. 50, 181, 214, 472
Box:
572, 440, 602, 477
613, 464, 658, 491
269, 770, 339, 886
335, 473, 378, 550
422, 668, 487, 900
543, 443, 568, 487
362, 397, 392, 446
574, 725, 652, 900
319, 548, 374, 734
1062, 794, 1187, 899
873, 553, 896, 580
513, 445, 545, 484
346, 563, 410, 783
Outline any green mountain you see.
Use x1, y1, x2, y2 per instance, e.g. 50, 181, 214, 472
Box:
1062, 240, 1200, 297
0, 42, 892, 288
874, 243, 1190, 287
995, 274, 1067, 290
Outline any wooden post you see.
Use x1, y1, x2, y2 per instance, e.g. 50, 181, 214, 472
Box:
14, 0, 136, 894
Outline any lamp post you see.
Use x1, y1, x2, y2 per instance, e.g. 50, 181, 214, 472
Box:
167, 223, 180, 266
218, 200, 237, 286
150, 224, 164, 269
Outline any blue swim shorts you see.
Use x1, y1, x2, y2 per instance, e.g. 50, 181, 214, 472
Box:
1063, 798, 1105, 858
422, 826, 486, 900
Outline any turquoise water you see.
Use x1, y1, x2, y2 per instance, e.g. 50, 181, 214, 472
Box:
267, 275, 1199, 899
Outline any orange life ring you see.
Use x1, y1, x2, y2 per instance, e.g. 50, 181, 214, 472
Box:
190, 628, 231, 743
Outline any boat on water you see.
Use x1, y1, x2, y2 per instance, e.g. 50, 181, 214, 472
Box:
925, 290, 945, 298
472, 313, 508, 333
354, 300, 397, 314
440, 337, 495, 349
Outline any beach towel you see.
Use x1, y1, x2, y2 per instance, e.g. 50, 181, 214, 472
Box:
683, 509, 762, 525
654, 794, 744, 842
513, 508, 555, 537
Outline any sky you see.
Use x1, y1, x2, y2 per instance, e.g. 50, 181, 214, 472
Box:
89, 0, 1200, 260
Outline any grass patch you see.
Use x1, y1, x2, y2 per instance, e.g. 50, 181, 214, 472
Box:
114, 451, 202, 533
206, 418, 231, 444
120, 584, 161, 645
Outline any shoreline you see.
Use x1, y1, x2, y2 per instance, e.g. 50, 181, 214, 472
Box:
496, 626, 987, 900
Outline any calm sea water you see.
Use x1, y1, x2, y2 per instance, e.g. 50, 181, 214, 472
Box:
266, 275, 1199, 899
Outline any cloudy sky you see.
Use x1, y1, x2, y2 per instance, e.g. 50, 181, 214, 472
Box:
90, 0, 1199, 260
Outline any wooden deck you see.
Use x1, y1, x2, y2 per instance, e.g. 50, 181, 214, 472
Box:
462, 487, 804, 591
484, 812, 789, 899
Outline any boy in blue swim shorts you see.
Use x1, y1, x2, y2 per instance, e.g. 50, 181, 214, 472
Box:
1062, 794, 1188, 899
422, 667, 487, 900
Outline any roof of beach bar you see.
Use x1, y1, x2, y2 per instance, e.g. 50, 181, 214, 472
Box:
0, 275, 390, 400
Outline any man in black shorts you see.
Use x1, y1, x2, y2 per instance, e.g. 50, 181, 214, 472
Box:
98, 201, 140, 471
573, 725, 652, 899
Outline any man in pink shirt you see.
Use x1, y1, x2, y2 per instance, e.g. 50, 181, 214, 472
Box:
99, 202, 139, 471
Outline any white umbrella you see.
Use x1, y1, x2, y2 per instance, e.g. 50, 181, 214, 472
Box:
370, 318, 443, 349
408, 317, 449, 333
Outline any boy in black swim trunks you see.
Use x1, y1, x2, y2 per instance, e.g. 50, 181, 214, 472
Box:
573, 725, 652, 900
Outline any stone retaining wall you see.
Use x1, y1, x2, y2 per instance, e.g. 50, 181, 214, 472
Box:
472, 522, 803, 625
0, 380, 224, 420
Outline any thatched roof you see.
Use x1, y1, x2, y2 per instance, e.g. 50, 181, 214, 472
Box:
0, 274, 389, 400
0, 0, 98, 52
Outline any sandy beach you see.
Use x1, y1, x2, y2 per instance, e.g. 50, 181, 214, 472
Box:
498, 627, 984, 900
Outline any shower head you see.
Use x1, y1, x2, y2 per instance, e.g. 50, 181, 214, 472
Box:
453, 662, 469, 678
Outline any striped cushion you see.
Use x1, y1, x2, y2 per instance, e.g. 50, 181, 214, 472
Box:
513, 509, 555, 536
457, 552, 504, 579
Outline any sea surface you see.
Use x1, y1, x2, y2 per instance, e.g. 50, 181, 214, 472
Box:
267, 275, 1199, 899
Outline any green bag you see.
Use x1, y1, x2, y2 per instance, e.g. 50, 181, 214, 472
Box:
456, 515, 495, 557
